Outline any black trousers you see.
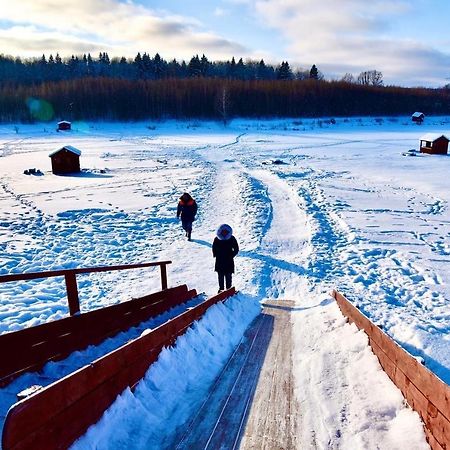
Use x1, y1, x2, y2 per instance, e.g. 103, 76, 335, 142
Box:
181, 219, 193, 232
217, 272, 232, 290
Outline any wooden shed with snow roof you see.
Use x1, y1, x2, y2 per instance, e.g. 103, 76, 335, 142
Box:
419, 133, 449, 155
411, 112, 424, 124
57, 120, 71, 131
49, 145, 81, 174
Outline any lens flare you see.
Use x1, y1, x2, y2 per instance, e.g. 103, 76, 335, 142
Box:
26, 97, 54, 121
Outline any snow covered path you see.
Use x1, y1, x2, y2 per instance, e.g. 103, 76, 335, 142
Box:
2, 117, 449, 448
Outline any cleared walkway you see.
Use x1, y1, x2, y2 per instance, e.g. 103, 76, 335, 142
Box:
174, 300, 298, 450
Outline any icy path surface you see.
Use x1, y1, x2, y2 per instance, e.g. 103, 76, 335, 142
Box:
2, 117, 449, 448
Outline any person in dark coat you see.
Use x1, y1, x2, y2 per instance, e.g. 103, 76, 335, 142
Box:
212, 224, 239, 292
177, 193, 198, 241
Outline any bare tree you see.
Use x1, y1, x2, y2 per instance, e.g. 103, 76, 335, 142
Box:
341, 73, 355, 83
216, 85, 231, 126
295, 69, 310, 80
357, 70, 383, 86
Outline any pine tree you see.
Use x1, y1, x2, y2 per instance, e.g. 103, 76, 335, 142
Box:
236, 58, 246, 79
277, 61, 293, 80
309, 64, 319, 80
227, 57, 237, 78
188, 55, 202, 77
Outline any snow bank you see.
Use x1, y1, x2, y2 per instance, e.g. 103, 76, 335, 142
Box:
292, 285, 428, 449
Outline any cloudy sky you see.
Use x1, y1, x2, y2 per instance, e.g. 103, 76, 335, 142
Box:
0, 0, 449, 87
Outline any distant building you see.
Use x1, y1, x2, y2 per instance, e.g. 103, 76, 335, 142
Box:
57, 120, 71, 131
49, 145, 81, 174
411, 112, 425, 124
419, 134, 449, 155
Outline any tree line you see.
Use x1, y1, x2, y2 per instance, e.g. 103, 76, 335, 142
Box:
0, 51, 389, 87
0, 52, 323, 85
1, 76, 448, 123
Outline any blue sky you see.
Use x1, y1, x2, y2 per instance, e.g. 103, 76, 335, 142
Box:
0, 0, 449, 86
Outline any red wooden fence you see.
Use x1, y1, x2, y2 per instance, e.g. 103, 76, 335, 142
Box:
0, 261, 172, 315
2, 288, 236, 450
0, 284, 196, 387
332, 290, 450, 450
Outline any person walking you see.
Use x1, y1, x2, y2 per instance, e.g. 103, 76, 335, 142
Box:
212, 224, 239, 293
177, 193, 198, 241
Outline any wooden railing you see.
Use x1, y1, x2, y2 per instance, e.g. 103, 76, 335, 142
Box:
2, 288, 236, 450
0, 284, 196, 387
332, 290, 450, 450
0, 261, 172, 316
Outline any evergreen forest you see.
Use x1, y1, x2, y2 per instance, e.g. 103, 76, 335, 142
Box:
0, 52, 448, 123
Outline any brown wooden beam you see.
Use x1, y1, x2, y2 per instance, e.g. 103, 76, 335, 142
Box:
160, 263, 168, 290
0, 261, 172, 323
0, 261, 172, 283
0, 285, 194, 387
64, 273, 80, 316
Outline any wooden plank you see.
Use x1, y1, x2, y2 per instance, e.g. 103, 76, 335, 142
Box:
174, 299, 298, 450
334, 290, 450, 417
65, 272, 80, 315
240, 301, 298, 450
174, 314, 273, 450
5, 365, 140, 450
424, 428, 444, 450
2, 288, 235, 450
425, 410, 450, 450
370, 340, 397, 383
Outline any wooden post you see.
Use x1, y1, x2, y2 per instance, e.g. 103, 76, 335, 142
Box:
65, 272, 80, 315
160, 263, 168, 290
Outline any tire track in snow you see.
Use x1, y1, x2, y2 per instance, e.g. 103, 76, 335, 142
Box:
164, 137, 308, 299
234, 165, 312, 299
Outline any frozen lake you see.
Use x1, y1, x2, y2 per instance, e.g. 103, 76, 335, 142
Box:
1, 116, 449, 448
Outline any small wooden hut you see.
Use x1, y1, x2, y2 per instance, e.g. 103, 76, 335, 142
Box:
419, 134, 449, 155
57, 121, 71, 131
411, 112, 425, 124
49, 145, 81, 174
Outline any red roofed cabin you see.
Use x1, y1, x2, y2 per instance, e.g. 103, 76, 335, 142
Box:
412, 112, 424, 124
419, 134, 449, 155
57, 120, 71, 131
49, 145, 81, 174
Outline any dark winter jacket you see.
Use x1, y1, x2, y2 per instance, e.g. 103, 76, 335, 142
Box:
177, 195, 198, 222
212, 235, 239, 273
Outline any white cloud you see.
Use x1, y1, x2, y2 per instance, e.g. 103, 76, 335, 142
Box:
0, 26, 113, 57
250, 0, 450, 86
0, 0, 247, 59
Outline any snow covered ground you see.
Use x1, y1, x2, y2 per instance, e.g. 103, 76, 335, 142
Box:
2, 115, 449, 448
